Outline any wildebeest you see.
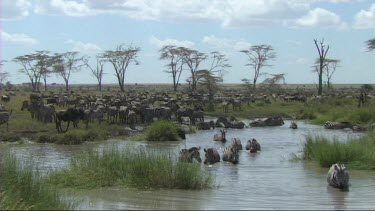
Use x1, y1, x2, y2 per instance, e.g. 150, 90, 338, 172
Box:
1, 95, 10, 102
55, 108, 85, 133
196, 120, 215, 130
203, 148, 221, 164
327, 163, 349, 190
179, 147, 202, 163
213, 129, 227, 143
249, 117, 284, 127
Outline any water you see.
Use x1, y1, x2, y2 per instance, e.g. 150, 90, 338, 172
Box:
2, 120, 375, 210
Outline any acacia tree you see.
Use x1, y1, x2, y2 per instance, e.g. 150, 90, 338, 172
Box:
83, 55, 106, 91
366, 38, 375, 51
102, 44, 140, 92
159, 45, 185, 91
314, 39, 330, 95
52, 52, 85, 91
240, 45, 276, 90
324, 59, 340, 90
208, 51, 231, 77
13, 53, 44, 92
34, 51, 54, 91
181, 48, 207, 92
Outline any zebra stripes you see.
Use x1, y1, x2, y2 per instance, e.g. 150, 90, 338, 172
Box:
327, 163, 349, 189
0, 110, 12, 131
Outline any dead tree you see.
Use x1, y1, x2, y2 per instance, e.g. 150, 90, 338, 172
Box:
314, 39, 330, 95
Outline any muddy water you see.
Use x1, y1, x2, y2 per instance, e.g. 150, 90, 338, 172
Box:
2, 120, 375, 210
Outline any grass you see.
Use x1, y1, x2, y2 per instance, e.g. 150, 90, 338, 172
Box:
302, 131, 375, 170
48, 145, 213, 190
0, 152, 76, 210
145, 120, 182, 142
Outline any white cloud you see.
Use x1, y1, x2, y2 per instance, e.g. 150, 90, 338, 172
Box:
35, 0, 92, 16
202, 35, 251, 51
353, 4, 375, 29
233, 41, 252, 51
149, 36, 195, 49
65, 39, 102, 53
294, 8, 347, 29
2, 31, 37, 45
2, 0, 32, 20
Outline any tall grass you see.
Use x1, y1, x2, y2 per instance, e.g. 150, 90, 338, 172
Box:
302, 131, 375, 170
48, 146, 213, 190
145, 120, 181, 142
0, 153, 76, 210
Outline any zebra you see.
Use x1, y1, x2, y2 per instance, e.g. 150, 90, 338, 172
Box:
290, 121, 298, 129
203, 148, 221, 164
327, 163, 349, 189
176, 107, 194, 125
213, 129, 227, 143
231, 138, 243, 151
246, 139, 261, 153
179, 147, 202, 163
196, 121, 215, 130
192, 110, 204, 123
222, 146, 239, 164
324, 121, 353, 130
0, 109, 12, 131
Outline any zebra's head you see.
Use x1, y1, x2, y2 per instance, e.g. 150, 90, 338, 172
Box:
324, 121, 332, 129
328, 163, 349, 189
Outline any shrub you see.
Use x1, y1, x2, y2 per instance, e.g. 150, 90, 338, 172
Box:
145, 120, 181, 142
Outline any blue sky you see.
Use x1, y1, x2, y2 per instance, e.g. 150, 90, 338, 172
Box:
1, 0, 375, 85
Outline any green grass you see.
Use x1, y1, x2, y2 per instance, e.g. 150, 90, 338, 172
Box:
145, 120, 182, 142
302, 131, 375, 170
48, 145, 213, 190
0, 152, 76, 210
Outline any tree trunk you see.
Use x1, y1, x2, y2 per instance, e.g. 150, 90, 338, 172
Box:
318, 71, 323, 95
98, 80, 102, 91
65, 79, 69, 91
44, 78, 47, 91
253, 78, 257, 90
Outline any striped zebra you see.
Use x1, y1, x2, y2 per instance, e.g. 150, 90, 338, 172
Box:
231, 138, 243, 151
324, 121, 353, 129
246, 139, 261, 153
222, 146, 239, 164
327, 163, 349, 189
0, 109, 12, 131
179, 147, 202, 163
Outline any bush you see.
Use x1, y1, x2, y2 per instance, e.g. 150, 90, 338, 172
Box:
145, 120, 181, 142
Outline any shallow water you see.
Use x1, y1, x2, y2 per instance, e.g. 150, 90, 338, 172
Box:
2, 120, 375, 210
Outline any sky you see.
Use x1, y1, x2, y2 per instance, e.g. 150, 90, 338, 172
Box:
1, 0, 375, 85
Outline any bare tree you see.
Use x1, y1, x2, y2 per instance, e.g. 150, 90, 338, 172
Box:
83, 55, 106, 91
159, 45, 185, 91
314, 39, 330, 95
366, 38, 375, 51
208, 51, 231, 78
13, 53, 43, 92
240, 45, 276, 90
181, 48, 207, 92
102, 44, 140, 92
323, 59, 340, 90
52, 52, 85, 91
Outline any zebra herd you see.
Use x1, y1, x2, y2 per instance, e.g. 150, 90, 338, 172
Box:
180, 129, 262, 165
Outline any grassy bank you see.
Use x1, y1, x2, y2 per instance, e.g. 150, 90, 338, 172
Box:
0, 153, 76, 210
302, 131, 375, 170
145, 120, 182, 142
48, 146, 213, 190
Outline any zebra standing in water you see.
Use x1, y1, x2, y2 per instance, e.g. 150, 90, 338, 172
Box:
0, 108, 12, 131
327, 163, 349, 189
